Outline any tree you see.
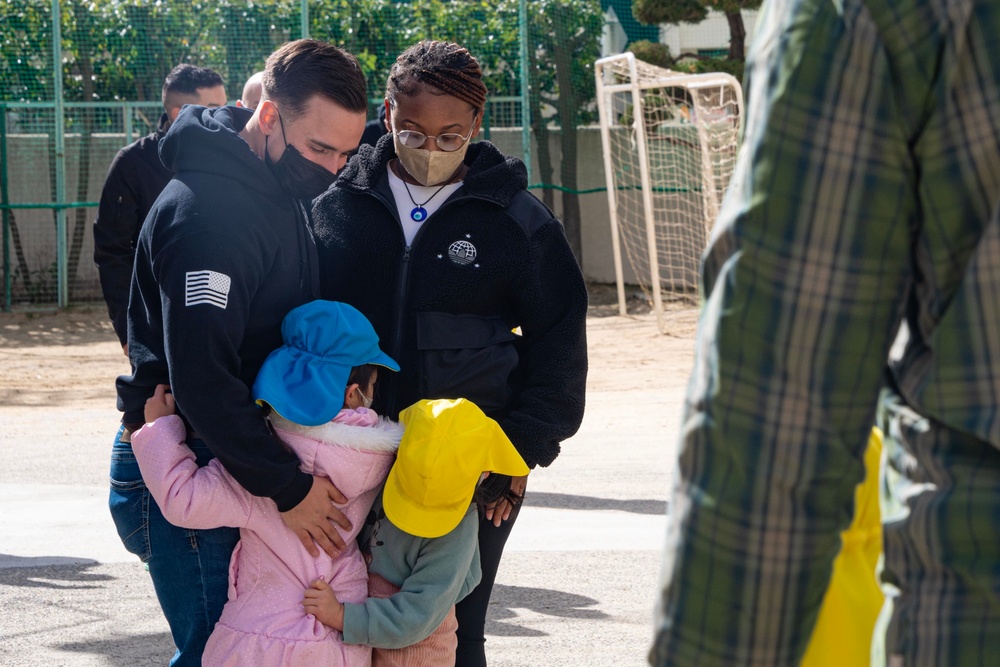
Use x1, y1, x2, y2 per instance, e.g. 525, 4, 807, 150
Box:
629, 39, 672, 68
632, 0, 761, 61
1, 0, 54, 298
215, 0, 297, 100
525, 15, 557, 211
0, 0, 54, 103
525, 0, 603, 263
632, 0, 706, 26
64, 0, 101, 297
310, 0, 522, 110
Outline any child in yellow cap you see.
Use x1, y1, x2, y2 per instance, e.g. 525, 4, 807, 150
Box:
304, 397, 530, 666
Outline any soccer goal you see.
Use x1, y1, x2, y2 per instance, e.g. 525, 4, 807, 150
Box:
595, 52, 743, 331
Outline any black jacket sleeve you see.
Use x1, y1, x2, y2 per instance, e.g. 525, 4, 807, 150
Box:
93, 148, 141, 346
501, 203, 589, 468
133, 227, 312, 511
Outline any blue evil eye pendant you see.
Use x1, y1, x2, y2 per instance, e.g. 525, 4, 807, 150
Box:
410, 206, 428, 222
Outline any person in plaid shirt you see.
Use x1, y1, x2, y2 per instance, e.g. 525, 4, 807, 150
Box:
651, 2, 1000, 665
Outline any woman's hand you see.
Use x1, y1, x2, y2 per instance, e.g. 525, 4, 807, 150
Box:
485, 474, 527, 527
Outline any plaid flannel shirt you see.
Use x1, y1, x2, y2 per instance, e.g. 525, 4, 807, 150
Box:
652, 1, 1000, 665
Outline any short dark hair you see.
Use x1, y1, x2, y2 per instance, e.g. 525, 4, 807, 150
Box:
263, 39, 367, 119
347, 364, 378, 394
161, 64, 225, 108
387, 41, 488, 116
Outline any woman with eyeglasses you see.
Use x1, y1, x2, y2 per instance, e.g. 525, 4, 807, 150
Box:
311, 40, 588, 666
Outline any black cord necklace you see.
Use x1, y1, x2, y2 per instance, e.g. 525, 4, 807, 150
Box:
400, 176, 449, 222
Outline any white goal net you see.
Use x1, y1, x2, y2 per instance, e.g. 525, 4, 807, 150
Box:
595, 52, 743, 331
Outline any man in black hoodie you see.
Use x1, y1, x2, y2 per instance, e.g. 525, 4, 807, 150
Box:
110, 40, 367, 666
93, 64, 227, 353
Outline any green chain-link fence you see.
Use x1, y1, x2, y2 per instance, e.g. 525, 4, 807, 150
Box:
1, 0, 608, 310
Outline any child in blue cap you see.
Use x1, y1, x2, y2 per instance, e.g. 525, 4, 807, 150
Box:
131, 300, 402, 666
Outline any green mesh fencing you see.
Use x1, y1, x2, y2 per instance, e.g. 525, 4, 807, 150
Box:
1, 0, 607, 310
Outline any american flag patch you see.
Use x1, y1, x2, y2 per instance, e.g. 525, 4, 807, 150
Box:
185, 270, 231, 309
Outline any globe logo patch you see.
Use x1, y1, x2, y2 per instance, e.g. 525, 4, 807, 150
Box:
448, 240, 477, 265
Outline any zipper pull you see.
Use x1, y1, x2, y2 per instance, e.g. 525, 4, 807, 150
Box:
402, 246, 411, 262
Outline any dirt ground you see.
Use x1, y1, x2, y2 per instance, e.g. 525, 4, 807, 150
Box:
0, 283, 696, 413
0, 281, 698, 492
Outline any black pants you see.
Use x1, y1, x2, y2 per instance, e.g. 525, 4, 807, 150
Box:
454, 501, 522, 667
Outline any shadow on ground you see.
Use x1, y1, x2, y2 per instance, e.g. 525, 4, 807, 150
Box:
56, 632, 175, 667
0, 558, 114, 589
487, 583, 607, 637
527, 492, 666, 516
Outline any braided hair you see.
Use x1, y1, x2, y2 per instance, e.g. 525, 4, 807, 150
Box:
386, 41, 488, 116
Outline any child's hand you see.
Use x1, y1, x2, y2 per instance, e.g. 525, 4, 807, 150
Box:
304, 578, 345, 631
144, 384, 176, 424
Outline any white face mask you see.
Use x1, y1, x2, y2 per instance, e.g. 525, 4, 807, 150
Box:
356, 386, 373, 409
393, 132, 472, 186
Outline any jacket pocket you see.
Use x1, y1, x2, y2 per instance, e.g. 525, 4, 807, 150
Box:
416, 312, 518, 413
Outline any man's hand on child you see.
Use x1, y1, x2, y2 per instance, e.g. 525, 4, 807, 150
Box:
304, 578, 344, 630
281, 476, 351, 558
486, 474, 528, 527
144, 384, 176, 424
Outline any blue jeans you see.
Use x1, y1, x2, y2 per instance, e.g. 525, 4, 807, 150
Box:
108, 424, 239, 667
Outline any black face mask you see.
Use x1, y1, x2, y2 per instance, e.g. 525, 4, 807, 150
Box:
265, 112, 337, 200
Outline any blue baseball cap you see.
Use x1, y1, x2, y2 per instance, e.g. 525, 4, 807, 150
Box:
252, 300, 399, 426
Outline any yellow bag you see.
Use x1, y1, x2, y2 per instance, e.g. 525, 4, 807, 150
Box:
800, 428, 884, 666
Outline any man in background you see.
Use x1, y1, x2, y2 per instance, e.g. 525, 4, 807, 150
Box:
93, 64, 226, 353
237, 70, 264, 110
358, 101, 387, 148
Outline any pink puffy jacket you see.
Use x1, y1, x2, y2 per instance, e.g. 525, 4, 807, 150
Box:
133, 409, 402, 666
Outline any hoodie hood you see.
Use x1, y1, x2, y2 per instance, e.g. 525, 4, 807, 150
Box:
155, 112, 171, 137
269, 412, 403, 456
159, 104, 281, 197
340, 134, 529, 209
269, 413, 403, 501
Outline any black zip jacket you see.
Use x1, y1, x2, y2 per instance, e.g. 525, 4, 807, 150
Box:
312, 136, 588, 468
116, 105, 318, 511
93, 113, 174, 345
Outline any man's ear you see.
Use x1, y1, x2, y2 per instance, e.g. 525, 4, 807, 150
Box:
383, 98, 392, 132
257, 99, 280, 136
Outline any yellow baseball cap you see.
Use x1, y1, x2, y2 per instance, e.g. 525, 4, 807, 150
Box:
384, 398, 529, 538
